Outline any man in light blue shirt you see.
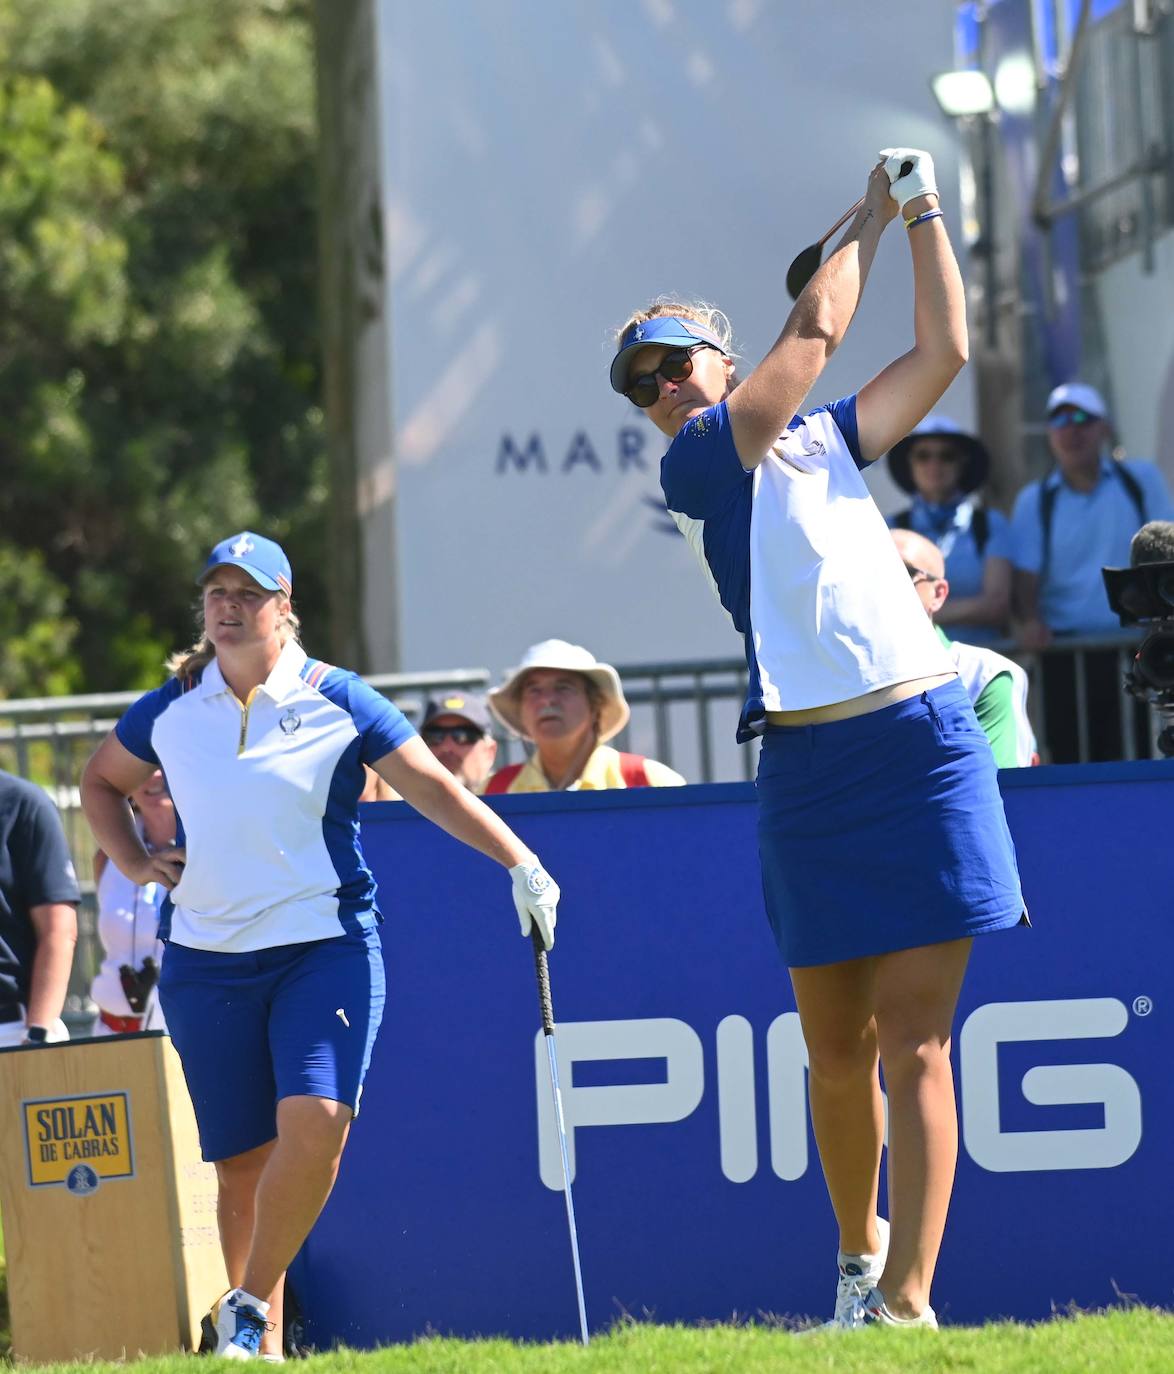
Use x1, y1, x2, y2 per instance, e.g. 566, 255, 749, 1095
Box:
1010, 383, 1174, 760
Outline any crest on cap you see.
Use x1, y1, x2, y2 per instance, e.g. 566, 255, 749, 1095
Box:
230, 535, 255, 557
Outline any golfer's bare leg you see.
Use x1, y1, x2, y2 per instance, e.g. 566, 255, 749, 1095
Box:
789, 955, 885, 1257
873, 936, 972, 1318
215, 1139, 285, 1356
241, 1095, 352, 1317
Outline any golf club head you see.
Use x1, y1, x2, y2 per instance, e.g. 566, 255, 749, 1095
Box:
785, 243, 824, 300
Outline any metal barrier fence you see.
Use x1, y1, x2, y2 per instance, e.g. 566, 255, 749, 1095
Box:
1, 637, 1159, 1030
609, 633, 1159, 777
4, 634, 1155, 822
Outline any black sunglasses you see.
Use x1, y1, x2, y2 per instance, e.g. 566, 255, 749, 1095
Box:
625, 345, 713, 409
421, 725, 484, 746
1048, 407, 1096, 429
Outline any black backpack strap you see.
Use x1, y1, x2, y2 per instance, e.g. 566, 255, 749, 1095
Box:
1039, 462, 1147, 573
971, 506, 989, 558
1039, 476, 1059, 574
1112, 461, 1147, 525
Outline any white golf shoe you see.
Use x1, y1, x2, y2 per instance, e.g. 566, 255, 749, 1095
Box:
849, 1287, 938, 1329
833, 1215, 890, 1324
200, 1289, 273, 1360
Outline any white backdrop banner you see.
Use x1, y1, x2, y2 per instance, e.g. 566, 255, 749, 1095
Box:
377, 0, 974, 677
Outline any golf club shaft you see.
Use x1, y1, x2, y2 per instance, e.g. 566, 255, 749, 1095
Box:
815, 158, 916, 248
817, 195, 865, 247
532, 931, 590, 1346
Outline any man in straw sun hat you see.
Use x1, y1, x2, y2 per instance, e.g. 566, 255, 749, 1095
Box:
484, 639, 684, 793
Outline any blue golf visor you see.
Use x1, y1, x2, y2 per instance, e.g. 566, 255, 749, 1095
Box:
609, 316, 728, 394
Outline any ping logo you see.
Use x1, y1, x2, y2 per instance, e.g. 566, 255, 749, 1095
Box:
535, 999, 1145, 1189
959, 998, 1142, 1172
24, 1092, 135, 1189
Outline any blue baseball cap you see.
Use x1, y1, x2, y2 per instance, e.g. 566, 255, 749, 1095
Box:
199, 531, 293, 595
609, 316, 729, 394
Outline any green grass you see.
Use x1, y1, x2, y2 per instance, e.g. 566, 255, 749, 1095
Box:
7, 1310, 1174, 1373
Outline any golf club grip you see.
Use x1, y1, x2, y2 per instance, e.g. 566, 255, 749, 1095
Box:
815, 161, 915, 250
531, 927, 555, 1036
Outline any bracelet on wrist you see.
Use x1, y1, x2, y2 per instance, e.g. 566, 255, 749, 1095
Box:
24, 1025, 48, 1045
904, 208, 944, 230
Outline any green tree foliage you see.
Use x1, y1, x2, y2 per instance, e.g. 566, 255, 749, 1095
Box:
0, 0, 325, 695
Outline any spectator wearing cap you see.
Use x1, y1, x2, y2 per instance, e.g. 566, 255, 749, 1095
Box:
892, 530, 1036, 768
1009, 383, 1174, 761
419, 692, 498, 793
886, 417, 1012, 644
485, 640, 685, 793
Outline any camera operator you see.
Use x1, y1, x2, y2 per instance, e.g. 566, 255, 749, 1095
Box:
1103, 520, 1174, 759
90, 769, 172, 1034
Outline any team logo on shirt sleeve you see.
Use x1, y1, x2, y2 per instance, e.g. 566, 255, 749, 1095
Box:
279, 708, 302, 735
685, 413, 711, 439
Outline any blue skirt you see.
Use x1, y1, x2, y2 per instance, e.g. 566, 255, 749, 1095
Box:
756, 677, 1025, 968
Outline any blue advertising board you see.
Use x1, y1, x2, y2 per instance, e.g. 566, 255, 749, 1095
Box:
291, 763, 1174, 1344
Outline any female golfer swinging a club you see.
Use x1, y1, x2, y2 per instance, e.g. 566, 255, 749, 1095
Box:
610, 149, 1024, 1330
81, 533, 560, 1360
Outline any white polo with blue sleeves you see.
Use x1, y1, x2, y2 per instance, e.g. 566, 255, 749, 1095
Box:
115, 640, 415, 952
661, 396, 953, 740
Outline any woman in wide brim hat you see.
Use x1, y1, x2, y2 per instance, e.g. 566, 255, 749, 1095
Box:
885, 416, 990, 497
489, 639, 630, 742
886, 417, 1012, 645
485, 639, 684, 793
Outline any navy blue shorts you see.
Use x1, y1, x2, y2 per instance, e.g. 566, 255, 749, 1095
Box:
756, 677, 1025, 968
159, 927, 386, 1162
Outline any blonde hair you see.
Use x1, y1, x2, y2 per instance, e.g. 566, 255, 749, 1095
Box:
167, 598, 301, 681
613, 297, 738, 359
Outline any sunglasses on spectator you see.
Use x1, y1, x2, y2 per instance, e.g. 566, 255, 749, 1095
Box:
904, 561, 940, 586
421, 725, 485, 746
625, 345, 714, 409
1048, 408, 1097, 429
909, 447, 961, 464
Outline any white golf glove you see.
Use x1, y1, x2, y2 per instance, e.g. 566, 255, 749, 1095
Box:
510, 855, 559, 950
879, 147, 938, 213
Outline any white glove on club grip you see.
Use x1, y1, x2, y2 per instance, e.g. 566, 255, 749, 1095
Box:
879, 147, 938, 213
510, 856, 559, 950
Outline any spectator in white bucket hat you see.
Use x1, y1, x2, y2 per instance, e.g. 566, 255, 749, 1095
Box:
485, 639, 685, 793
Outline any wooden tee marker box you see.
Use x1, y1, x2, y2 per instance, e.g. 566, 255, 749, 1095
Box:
0, 1031, 227, 1361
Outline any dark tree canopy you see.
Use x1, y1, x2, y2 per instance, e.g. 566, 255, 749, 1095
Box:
0, 0, 325, 694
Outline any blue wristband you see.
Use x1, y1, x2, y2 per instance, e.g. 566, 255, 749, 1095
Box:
904, 208, 944, 230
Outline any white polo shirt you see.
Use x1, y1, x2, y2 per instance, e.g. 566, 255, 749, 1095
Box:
661, 396, 953, 740
116, 641, 415, 952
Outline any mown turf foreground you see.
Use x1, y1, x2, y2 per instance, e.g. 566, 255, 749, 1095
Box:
6, 1309, 1170, 1373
